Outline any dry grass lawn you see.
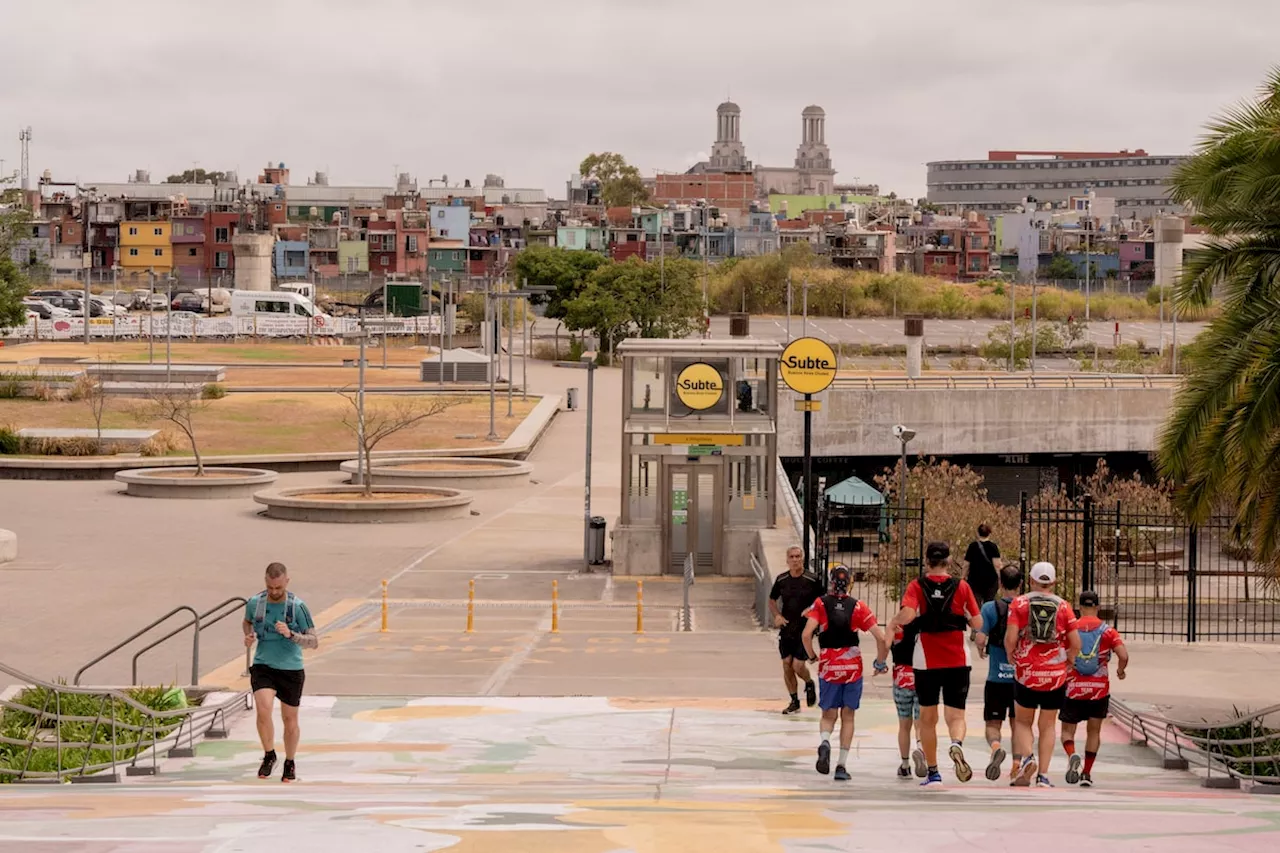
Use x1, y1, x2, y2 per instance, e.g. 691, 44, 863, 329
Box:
0, 393, 536, 456
0, 341, 432, 366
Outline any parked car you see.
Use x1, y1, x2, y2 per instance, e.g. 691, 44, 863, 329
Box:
106, 290, 133, 307
90, 296, 128, 317
130, 289, 152, 310
171, 292, 206, 313
147, 293, 170, 311
62, 297, 107, 318
21, 299, 71, 320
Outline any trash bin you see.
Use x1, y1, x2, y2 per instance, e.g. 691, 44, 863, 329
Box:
587, 516, 607, 564
566, 387, 578, 410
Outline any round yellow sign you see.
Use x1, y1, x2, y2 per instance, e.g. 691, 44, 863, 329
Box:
675, 362, 725, 410
780, 337, 838, 395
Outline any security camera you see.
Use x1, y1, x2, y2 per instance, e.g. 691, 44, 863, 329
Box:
893, 425, 916, 442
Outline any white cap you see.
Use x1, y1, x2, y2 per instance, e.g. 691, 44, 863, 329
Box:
1030, 561, 1056, 584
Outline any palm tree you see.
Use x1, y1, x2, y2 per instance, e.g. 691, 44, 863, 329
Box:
1157, 68, 1280, 561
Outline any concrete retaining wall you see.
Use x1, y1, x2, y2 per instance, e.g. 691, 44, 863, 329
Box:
778, 386, 1175, 457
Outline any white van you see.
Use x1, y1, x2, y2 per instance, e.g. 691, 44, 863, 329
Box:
229, 290, 328, 321
277, 282, 315, 301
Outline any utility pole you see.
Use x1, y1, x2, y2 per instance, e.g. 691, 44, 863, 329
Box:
81, 190, 92, 345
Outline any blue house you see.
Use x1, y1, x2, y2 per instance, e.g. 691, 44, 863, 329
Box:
274, 240, 309, 279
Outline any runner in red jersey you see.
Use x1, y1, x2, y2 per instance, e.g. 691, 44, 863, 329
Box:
1004, 562, 1080, 788
886, 542, 983, 788
1060, 590, 1129, 787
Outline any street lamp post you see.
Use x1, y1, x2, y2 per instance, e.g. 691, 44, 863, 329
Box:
554, 355, 597, 573
894, 425, 916, 575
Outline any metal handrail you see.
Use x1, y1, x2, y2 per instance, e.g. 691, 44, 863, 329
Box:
813, 373, 1179, 391
74, 606, 201, 686
0, 658, 250, 781
1112, 697, 1280, 787
749, 553, 771, 630
130, 597, 247, 686
681, 553, 695, 632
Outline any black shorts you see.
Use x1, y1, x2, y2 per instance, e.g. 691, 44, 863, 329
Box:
983, 681, 1017, 722
778, 630, 809, 661
1015, 682, 1065, 711
250, 664, 306, 707
1060, 695, 1111, 724
914, 667, 971, 709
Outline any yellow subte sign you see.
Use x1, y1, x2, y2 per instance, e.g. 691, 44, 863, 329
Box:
674, 362, 724, 410
780, 337, 837, 395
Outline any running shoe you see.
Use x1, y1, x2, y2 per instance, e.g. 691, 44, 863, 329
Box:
911, 746, 928, 778
897, 764, 913, 779
1013, 756, 1038, 787
782, 698, 802, 715
804, 682, 817, 708
1079, 772, 1094, 788
833, 765, 851, 781
920, 771, 944, 787
949, 743, 973, 783
816, 742, 831, 775
1065, 753, 1083, 785
281, 759, 296, 784
985, 747, 1007, 781
1035, 774, 1054, 788
257, 751, 277, 779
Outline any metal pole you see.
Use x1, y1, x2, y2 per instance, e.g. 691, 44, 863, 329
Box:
486, 278, 498, 441
802, 281, 808, 338
1159, 283, 1165, 355
1085, 225, 1091, 322
165, 277, 172, 384
355, 307, 367, 483
898, 439, 908, 573
583, 361, 595, 573
1030, 281, 1037, 374
1172, 297, 1179, 373
1009, 278, 1015, 372
149, 268, 155, 364
522, 309, 528, 402
802, 394, 813, 574
82, 196, 92, 345
381, 278, 388, 369
507, 289, 515, 417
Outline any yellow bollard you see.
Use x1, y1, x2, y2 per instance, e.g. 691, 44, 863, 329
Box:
466, 579, 475, 633
380, 579, 389, 633
551, 580, 560, 634
636, 580, 644, 634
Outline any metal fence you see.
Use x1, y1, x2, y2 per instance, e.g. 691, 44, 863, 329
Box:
1020, 495, 1280, 642
816, 497, 926, 623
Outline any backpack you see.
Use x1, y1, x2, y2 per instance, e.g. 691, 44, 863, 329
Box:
1074, 623, 1109, 676
891, 621, 919, 667
251, 591, 297, 640
917, 576, 969, 633
1025, 594, 1062, 645
817, 595, 860, 649
991, 597, 1011, 647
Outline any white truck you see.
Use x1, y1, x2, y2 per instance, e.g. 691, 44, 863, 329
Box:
228, 290, 330, 322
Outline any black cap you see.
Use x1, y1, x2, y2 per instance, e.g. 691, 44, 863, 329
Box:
1079, 590, 1100, 608
925, 541, 950, 563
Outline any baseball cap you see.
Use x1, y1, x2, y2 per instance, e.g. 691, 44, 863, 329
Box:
1079, 590, 1100, 608
925, 541, 950, 563
1030, 561, 1056, 584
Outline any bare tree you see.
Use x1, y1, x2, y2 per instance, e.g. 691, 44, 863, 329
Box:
339, 391, 458, 497
77, 368, 110, 455
134, 389, 210, 475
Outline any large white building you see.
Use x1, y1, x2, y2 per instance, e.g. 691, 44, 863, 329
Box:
689, 102, 838, 197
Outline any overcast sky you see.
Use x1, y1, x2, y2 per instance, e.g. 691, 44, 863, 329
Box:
2, 0, 1277, 199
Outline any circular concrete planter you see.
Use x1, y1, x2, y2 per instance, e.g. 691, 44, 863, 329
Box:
339, 456, 532, 490
253, 485, 473, 523
115, 467, 278, 499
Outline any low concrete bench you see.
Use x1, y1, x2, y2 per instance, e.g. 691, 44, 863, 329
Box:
85, 364, 226, 384
16, 428, 159, 452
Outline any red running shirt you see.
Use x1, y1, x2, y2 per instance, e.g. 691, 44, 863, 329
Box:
808, 596, 879, 684
1007, 593, 1079, 691
1065, 616, 1124, 700
901, 576, 980, 670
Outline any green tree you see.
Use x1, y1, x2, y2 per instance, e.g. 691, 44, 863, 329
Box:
511, 245, 608, 317
165, 168, 227, 184
0, 178, 32, 328
1041, 253, 1079, 280
562, 257, 704, 353
579, 152, 649, 208
1157, 69, 1280, 562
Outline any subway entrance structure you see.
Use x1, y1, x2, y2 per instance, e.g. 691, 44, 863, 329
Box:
612, 339, 783, 576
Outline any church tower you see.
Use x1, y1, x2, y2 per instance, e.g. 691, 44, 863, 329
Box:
709, 101, 751, 171
795, 105, 835, 195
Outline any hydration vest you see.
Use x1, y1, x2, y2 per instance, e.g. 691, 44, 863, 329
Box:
1074, 622, 1109, 676
917, 576, 969, 633
891, 621, 919, 667
991, 597, 1012, 647
1024, 592, 1063, 645
817, 595, 860, 649
251, 591, 298, 640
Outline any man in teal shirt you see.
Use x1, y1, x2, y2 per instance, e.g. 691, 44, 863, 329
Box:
975, 565, 1021, 782
242, 562, 317, 783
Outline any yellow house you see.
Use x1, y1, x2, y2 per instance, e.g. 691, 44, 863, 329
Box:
119, 220, 172, 276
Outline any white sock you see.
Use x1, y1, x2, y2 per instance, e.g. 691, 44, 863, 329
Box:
838, 747, 849, 766
820, 730, 832, 745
